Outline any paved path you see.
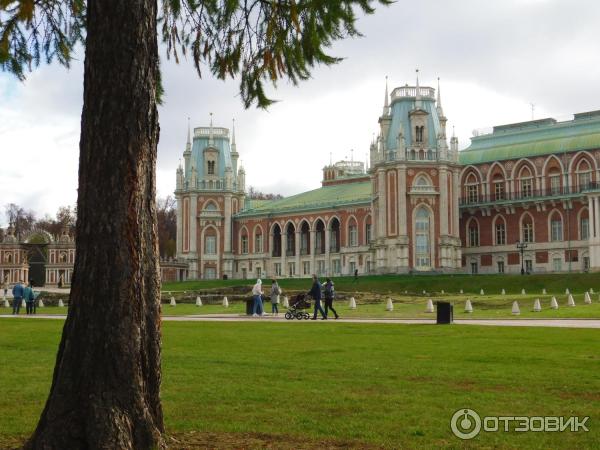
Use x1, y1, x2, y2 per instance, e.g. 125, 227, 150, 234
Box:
2, 314, 600, 328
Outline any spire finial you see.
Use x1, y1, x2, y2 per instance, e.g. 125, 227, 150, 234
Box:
452, 125, 456, 138
231, 118, 237, 148
187, 117, 191, 145
415, 69, 422, 109
437, 77, 442, 107
330, 152, 332, 165
208, 112, 214, 145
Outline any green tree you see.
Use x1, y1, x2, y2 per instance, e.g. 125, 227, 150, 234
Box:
1, 0, 390, 447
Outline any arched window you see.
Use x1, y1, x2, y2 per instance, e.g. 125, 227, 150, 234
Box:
415, 207, 431, 268
468, 219, 479, 247
348, 218, 358, 247
254, 228, 263, 253
494, 217, 506, 245
204, 229, 217, 255
286, 223, 296, 256
581, 216, 589, 240
519, 166, 533, 198
207, 160, 215, 175
548, 168, 561, 195
493, 175, 505, 200
329, 218, 340, 252
300, 221, 310, 255
465, 173, 479, 204
204, 201, 218, 211
550, 212, 563, 242
240, 228, 249, 254
272, 224, 281, 257
314, 220, 325, 254
576, 159, 592, 191
364, 216, 372, 245
522, 214, 534, 243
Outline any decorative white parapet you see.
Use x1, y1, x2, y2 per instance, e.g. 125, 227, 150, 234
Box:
542, 288, 547, 295
460, 289, 464, 294
422, 290, 426, 295
521, 289, 526, 295
223, 296, 229, 307
58, 299, 64, 307
464, 299, 473, 313
196, 296, 202, 306
550, 297, 559, 309
282, 296, 289, 308
426, 299, 434, 313
441, 289, 445, 294
533, 299, 541, 312
512, 301, 520, 315
565, 288, 570, 295
480, 289, 485, 295
501, 289, 505, 295
170, 296, 176, 306
567, 294, 575, 307
584, 292, 592, 304
349, 297, 357, 309
386, 297, 393, 312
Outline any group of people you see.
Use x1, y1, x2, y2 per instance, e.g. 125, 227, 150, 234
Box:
250, 274, 340, 320
9, 280, 36, 315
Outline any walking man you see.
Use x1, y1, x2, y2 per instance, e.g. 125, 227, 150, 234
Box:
12, 280, 24, 315
24, 282, 35, 315
309, 274, 326, 320
324, 277, 339, 319
251, 278, 264, 317
270, 278, 281, 316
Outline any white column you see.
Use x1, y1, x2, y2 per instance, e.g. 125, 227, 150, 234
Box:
189, 193, 198, 254
378, 170, 386, 238
176, 195, 183, 255
325, 226, 331, 275
589, 196, 595, 238
453, 170, 460, 237
398, 167, 407, 235
224, 194, 232, 253
295, 230, 301, 276
440, 168, 448, 236
280, 230, 286, 275
310, 230, 316, 274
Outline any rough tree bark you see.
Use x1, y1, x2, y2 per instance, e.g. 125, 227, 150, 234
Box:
27, 0, 165, 448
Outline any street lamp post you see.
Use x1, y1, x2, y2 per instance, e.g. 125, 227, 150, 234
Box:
516, 240, 528, 275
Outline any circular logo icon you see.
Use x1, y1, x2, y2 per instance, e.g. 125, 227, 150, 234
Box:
451, 408, 481, 440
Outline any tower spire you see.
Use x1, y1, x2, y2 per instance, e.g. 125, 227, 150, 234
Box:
382, 76, 389, 116
185, 117, 191, 151
415, 69, 422, 109
209, 112, 214, 146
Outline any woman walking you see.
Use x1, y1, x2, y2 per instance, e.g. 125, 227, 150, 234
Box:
324, 277, 339, 319
251, 279, 264, 317
270, 279, 281, 315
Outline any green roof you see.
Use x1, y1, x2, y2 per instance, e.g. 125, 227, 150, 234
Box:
236, 181, 371, 217
459, 113, 600, 166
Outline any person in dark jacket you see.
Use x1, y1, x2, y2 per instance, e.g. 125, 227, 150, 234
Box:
24, 282, 35, 315
12, 280, 24, 315
308, 274, 326, 320
323, 278, 339, 319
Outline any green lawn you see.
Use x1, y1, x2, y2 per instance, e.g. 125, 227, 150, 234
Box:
162, 272, 600, 295
0, 319, 598, 449
4, 292, 599, 319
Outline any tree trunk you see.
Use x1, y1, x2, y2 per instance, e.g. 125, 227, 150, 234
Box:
27, 0, 164, 448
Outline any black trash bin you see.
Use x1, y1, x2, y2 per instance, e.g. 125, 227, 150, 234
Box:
246, 298, 254, 315
436, 302, 453, 324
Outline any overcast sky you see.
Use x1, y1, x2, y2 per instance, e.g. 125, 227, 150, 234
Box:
1, 0, 600, 227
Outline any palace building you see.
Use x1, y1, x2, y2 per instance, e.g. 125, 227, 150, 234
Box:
2, 76, 599, 285
172, 77, 600, 280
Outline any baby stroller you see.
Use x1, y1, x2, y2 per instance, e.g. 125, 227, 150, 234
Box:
285, 293, 311, 320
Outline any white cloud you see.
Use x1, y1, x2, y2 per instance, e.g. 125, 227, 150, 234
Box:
2, 0, 600, 227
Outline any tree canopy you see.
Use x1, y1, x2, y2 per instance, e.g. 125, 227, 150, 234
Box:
1, 0, 391, 108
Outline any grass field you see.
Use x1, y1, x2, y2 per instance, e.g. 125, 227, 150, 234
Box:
4, 292, 600, 319
161, 272, 600, 295
0, 319, 598, 449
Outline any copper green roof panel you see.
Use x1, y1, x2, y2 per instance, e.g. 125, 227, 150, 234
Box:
459, 115, 600, 165
236, 181, 371, 217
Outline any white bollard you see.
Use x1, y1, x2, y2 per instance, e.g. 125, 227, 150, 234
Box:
565, 288, 570, 295
422, 290, 426, 295
349, 297, 357, 309
170, 296, 176, 306
533, 299, 541, 312
22, 299, 26, 308
386, 297, 394, 312
282, 296, 289, 308
464, 299, 473, 313
425, 299, 434, 313
3, 298, 9, 308
521, 289, 526, 295
196, 296, 202, 306
38, 299, 44, 308
567, 294, 575, 307
441, 289, 445, 294
480, 289, 485, 295
501, 289, 506, 295
584, 292, 592, 304
223, 296, 229, 307
550, 296, 559, 309
460, 289, 464, 294
58, 299, 64, 307
542, 288, 547, 295
590, 288, 594, 294
512, 301, 520, 315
